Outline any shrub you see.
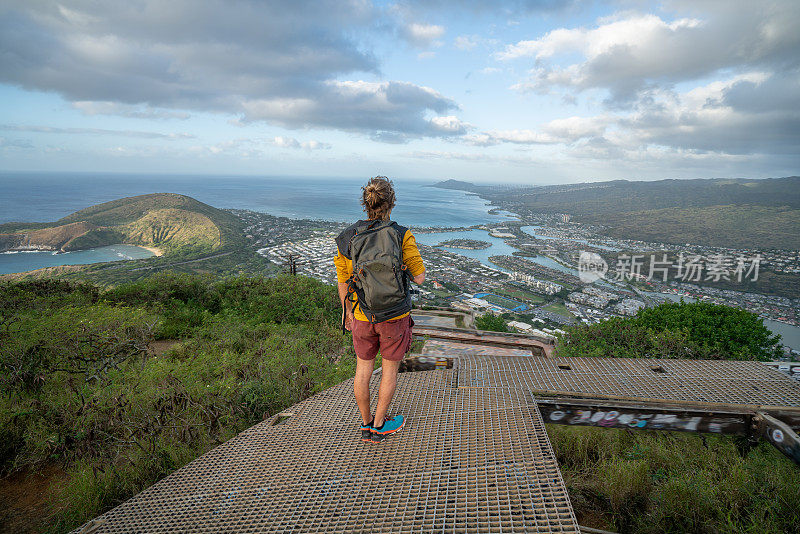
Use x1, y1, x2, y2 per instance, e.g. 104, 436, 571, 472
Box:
555, 300, 781, 360
0, 273, 356, 533
475, 313, 509, 332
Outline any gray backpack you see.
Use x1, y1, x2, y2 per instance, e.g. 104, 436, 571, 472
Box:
336, 219, 412, 328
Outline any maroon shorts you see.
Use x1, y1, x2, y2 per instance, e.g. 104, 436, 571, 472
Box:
352, 315, 414, 362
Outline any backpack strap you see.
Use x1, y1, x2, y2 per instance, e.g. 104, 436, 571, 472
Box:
335, 220, 362, 260
392, 222, 408, 241
390, 222, 413, 288
341, 274, 359, 333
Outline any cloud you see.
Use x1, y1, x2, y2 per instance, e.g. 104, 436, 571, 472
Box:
195, 136, 331, 157
537, 72, 800, 163
454, 35, 478, 50
301, 140, 332, 150
0, 124, 194, 139
0, 137, 34, 149
452, 65, 800, 163
405, 149, 540, 166
462, 133, 496, 146
404, 22, 445, 47
615, 72, 800, 156
500, 1, 800, 103
0, 1, 462, 142
268, 136, 331, 150
430, 115, 472, 135
399, 1, 579, 15
486, 2, 800, 161
457, 115, 609, 146
270, 136, 301, 149
240, 80, 457, 138
72, 101, 190, 120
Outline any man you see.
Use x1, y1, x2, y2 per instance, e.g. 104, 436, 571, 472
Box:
334, 176, 425, 444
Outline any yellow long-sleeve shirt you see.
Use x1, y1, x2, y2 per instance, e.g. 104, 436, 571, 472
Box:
334, 227, 425, 322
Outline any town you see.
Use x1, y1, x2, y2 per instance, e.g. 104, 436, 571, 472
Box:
230, 208, 800, 359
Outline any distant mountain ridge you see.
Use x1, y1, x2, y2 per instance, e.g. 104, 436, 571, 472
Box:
0, 193, 240, 255
434, 176, 800, 210
434, 176, 800, 250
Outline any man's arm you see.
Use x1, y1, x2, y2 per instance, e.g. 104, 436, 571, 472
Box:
338, 281, 354, 330
402, 231, 425, 286
335, 248, 355, 330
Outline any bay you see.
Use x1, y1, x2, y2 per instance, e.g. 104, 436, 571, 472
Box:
0, 244, 155, 274
414, 229, 516, 272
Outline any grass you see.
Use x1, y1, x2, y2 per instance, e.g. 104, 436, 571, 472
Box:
494, 286, 547, 304
409, 338, 426, 353
479, 293, 525, 310
542, 301, 574, 318
547, 425, 800, 533
0, 274, 356, 533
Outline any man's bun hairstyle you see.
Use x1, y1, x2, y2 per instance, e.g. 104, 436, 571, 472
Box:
361, 176, 396, 220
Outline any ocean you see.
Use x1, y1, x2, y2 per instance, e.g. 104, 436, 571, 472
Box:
0, 171, 515, 275
0, 172, 514, 228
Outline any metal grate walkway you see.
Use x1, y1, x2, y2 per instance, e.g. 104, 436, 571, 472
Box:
74, 340, 800, 533
458, 354, 800, 409
74, 363, 579, 533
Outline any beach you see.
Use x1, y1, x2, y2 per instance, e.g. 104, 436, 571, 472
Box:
139, 246, 164, 257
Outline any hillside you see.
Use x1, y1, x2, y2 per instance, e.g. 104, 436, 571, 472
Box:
0, 193, 274, 286
436, 177, 800, 250
0, 193, 239, 255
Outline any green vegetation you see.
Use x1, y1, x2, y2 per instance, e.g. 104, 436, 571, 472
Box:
542, 300, 574, 318
548, 425, 800, 533
438, 280, 461, 292
599, 204, 800, 251
495, 285, 546, 305
555, 300, 782, 360
546, 300, 795, 531
0, 271, 795, 533
479, 293, 522, 310
0, 274, 354, 533
475, 313, 509, 332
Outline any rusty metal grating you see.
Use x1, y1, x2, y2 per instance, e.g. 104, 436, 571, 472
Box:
421, 339, 534, 358
458, 355, 800, 408
74, 368, 579, 533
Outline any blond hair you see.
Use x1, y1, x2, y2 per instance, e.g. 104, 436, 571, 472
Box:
361, 176, 396, 220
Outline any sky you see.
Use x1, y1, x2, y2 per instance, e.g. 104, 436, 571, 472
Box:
0, 0, 798, 184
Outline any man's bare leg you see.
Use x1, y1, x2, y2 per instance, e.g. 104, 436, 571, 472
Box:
373, 359, 401, 427
354, 357, 375, 425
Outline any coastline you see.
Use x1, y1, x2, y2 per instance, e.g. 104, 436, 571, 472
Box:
138, 245, 164, 257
